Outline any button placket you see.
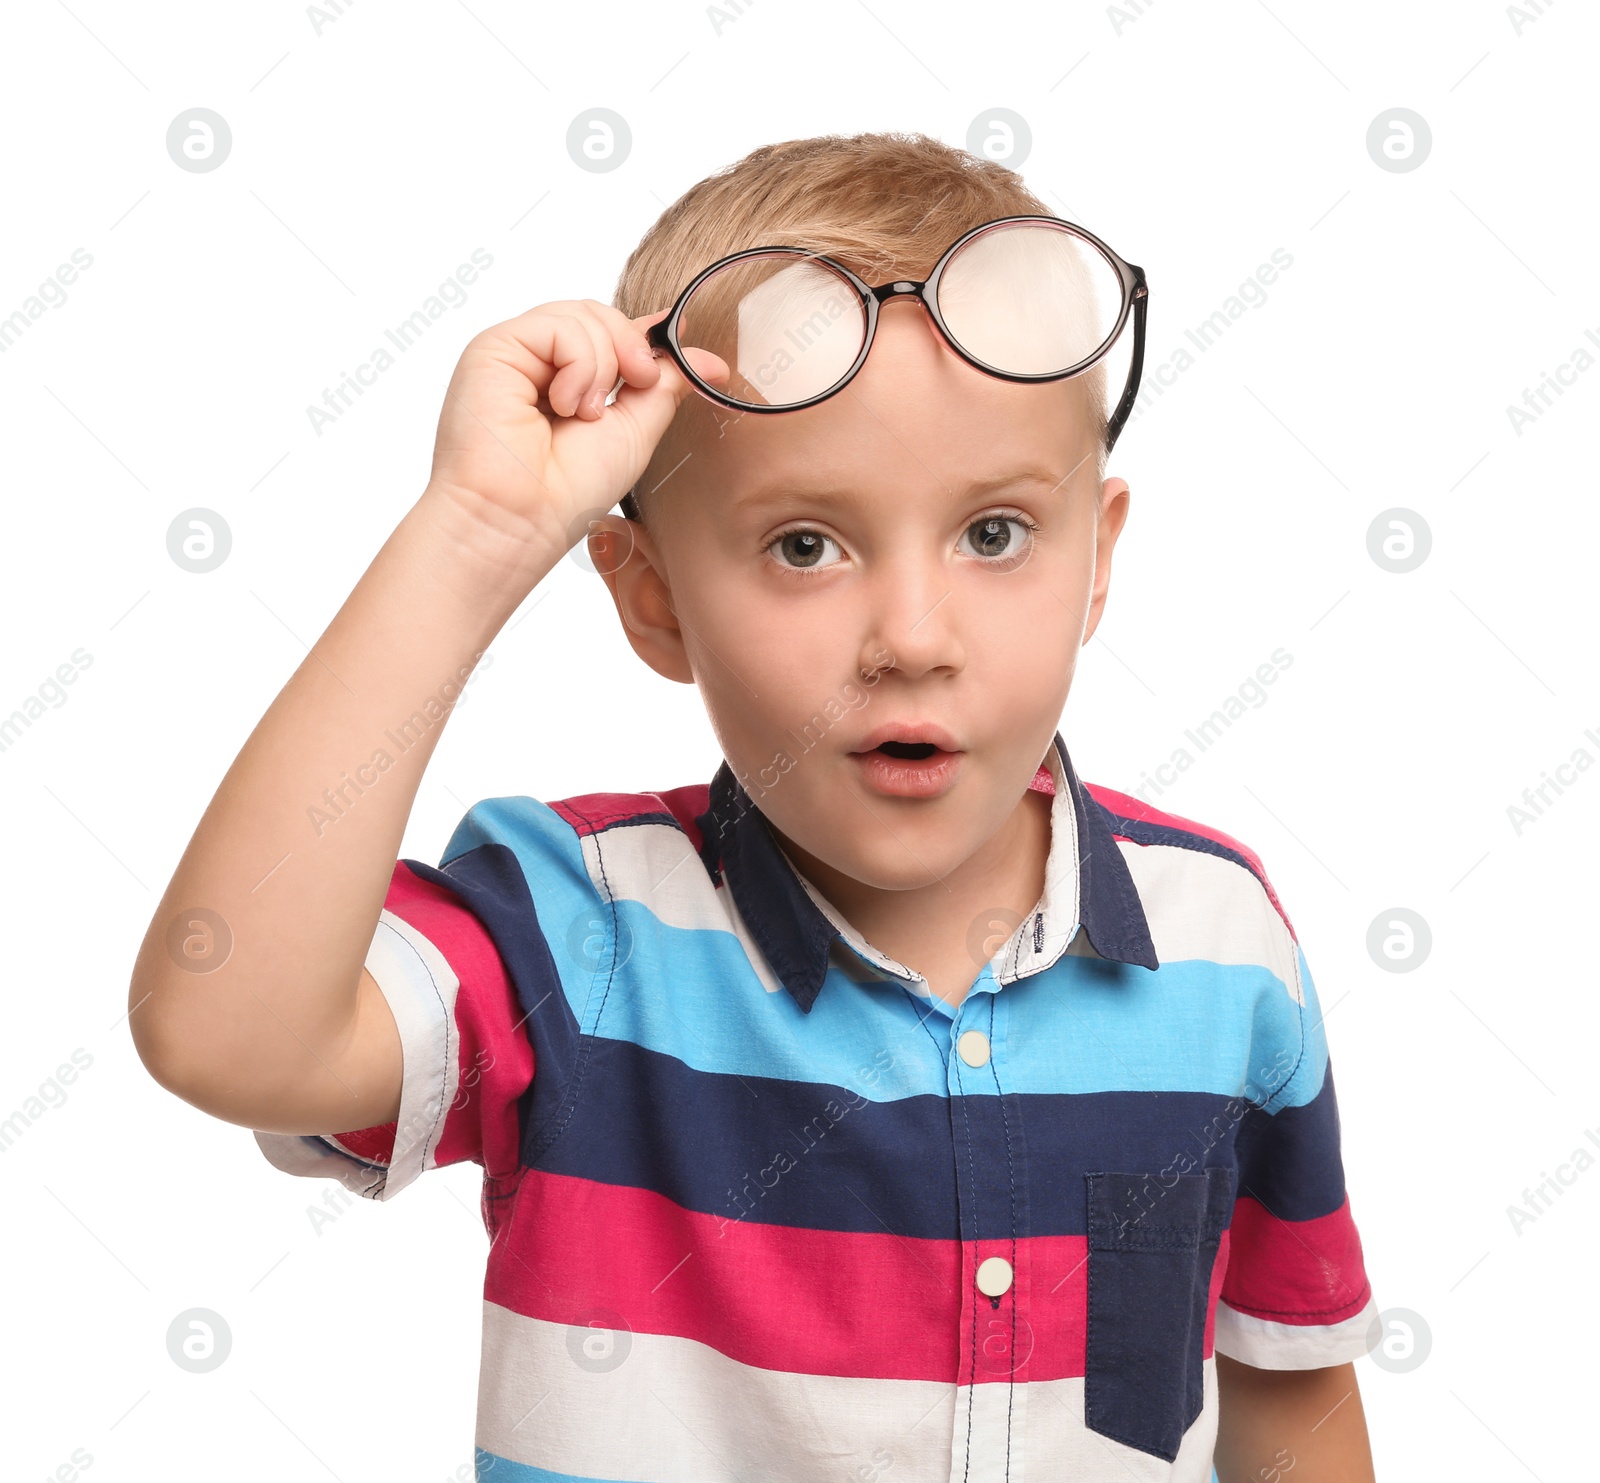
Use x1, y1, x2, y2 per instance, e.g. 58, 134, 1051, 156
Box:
945, 986, 1030, 1482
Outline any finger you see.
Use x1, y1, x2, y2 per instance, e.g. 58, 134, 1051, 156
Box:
682, 346, 731, 386
557, 302, 626, 420
540, 314, 599, 419
604, 343, 712, 453
574, 300, 663, 391
628, 307, 732, 392
481, 304, 591, 401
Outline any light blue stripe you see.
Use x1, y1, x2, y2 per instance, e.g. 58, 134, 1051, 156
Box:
477, 1448, 629, 1482
445, 796, 1326, 1111
589, 908, 1324, 1107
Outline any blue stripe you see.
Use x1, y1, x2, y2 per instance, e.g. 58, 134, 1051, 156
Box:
558, 899, 1318, 1102
1232, 1055, 1348, 1220
476, 1450, 629, 1483
529, 1035, 1342, 1237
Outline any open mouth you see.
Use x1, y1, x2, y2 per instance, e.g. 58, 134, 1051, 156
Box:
849, 728, 963, 799
875, 740, 940, 761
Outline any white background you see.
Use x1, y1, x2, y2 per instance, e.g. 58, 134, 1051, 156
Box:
2, 1, 1594, 1478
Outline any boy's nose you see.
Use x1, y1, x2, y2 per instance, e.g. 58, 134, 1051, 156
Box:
861, 567, 966, 682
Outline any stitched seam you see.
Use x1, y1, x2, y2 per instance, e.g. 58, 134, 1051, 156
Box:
572, 810, 683, 835
376, 915, 454, 1188
1103, 814, 1265, 878
1260, 932, 1308, 1118
1219, 1281, 1374, 1321
526, 805, 620, 1161
317, 1135, 390, 1172
956, 1040, 979, 1483
986, 993, 1019, 1482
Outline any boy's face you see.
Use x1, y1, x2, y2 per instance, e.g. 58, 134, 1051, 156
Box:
596, 300, 1130, 894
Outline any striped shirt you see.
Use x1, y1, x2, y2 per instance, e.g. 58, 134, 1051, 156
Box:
255, 733, 1375, 1482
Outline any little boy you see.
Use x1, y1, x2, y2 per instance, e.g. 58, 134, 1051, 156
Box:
131, 133, 1377, 1482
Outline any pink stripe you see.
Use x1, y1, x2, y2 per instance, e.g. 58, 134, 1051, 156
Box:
487, 1172, 1115, 1382
1203, 1228, 1230, 1356
1219, 1194, 1371, 1325
548, 785, 710, 851
320, 862, 533, 1237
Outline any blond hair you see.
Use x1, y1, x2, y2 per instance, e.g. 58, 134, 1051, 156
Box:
612, 131, 1110, 518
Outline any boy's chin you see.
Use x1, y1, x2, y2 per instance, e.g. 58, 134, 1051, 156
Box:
775, 807, 987, 895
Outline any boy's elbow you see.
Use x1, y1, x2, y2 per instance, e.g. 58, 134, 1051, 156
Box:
127, 987, 211, 1110
125, 959, 258, 1119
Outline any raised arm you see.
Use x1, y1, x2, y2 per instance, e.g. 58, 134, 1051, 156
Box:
127, 301, 721, 1137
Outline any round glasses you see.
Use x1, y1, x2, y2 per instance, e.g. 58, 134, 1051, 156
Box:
644, 214, 1149, 451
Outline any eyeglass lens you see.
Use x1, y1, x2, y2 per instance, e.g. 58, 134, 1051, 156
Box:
673, 221, 1126, 410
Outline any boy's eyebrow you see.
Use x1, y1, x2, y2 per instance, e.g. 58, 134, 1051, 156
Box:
732, 464, 1069, 512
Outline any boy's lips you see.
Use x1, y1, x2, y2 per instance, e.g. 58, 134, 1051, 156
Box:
848, 723, 964, 800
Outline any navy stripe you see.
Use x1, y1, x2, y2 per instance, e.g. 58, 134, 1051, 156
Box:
1094, 808, 1267, 894
521, 1036, 1345, 1238
1231, 1057, 1349, 1222
582, 809, 684, 835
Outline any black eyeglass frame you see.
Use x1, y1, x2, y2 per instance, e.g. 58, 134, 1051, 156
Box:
621, 213, 1148, 521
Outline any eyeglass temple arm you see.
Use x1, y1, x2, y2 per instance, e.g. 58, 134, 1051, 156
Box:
1105, 277, 1148, 456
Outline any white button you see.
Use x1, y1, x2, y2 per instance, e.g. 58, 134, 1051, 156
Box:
957, 1029, 991, 1067
976, 1255, 1014, 1297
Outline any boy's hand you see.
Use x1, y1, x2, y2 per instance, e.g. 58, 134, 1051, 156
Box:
425, 299, 728, 561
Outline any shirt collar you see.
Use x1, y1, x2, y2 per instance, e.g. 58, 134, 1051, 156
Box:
693, 732, 1159, 1013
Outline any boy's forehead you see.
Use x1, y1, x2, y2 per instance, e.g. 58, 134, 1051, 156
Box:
673, 311, 1097, 510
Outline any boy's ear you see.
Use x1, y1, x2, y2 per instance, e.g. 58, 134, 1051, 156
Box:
588, 514, 695, 684
1081, 476, 1131, 647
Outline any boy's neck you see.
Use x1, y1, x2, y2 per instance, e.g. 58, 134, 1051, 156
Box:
771, 784, 1055, 1010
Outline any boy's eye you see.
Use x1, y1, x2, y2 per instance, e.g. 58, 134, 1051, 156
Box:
960, 516, 1032, 561
770, 530, 841, 569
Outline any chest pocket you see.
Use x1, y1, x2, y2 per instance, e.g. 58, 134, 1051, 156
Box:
1083, 1165, 1236, 1461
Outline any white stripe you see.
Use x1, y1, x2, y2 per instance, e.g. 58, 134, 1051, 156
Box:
252, 907, 460, 1201
580, 822, 787, 997
1213, 1295, 1378, 1369
477, 1302, 953, 1480
476, 1303, 1222, 1482
1026, 1360, 1220, 1482
1118, 842, 1304, 1003
949, 1369, 1031, 1482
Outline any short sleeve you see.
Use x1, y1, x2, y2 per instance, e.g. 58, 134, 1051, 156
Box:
252, 859, 533, 1204
1214, 937, 1377, 1368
